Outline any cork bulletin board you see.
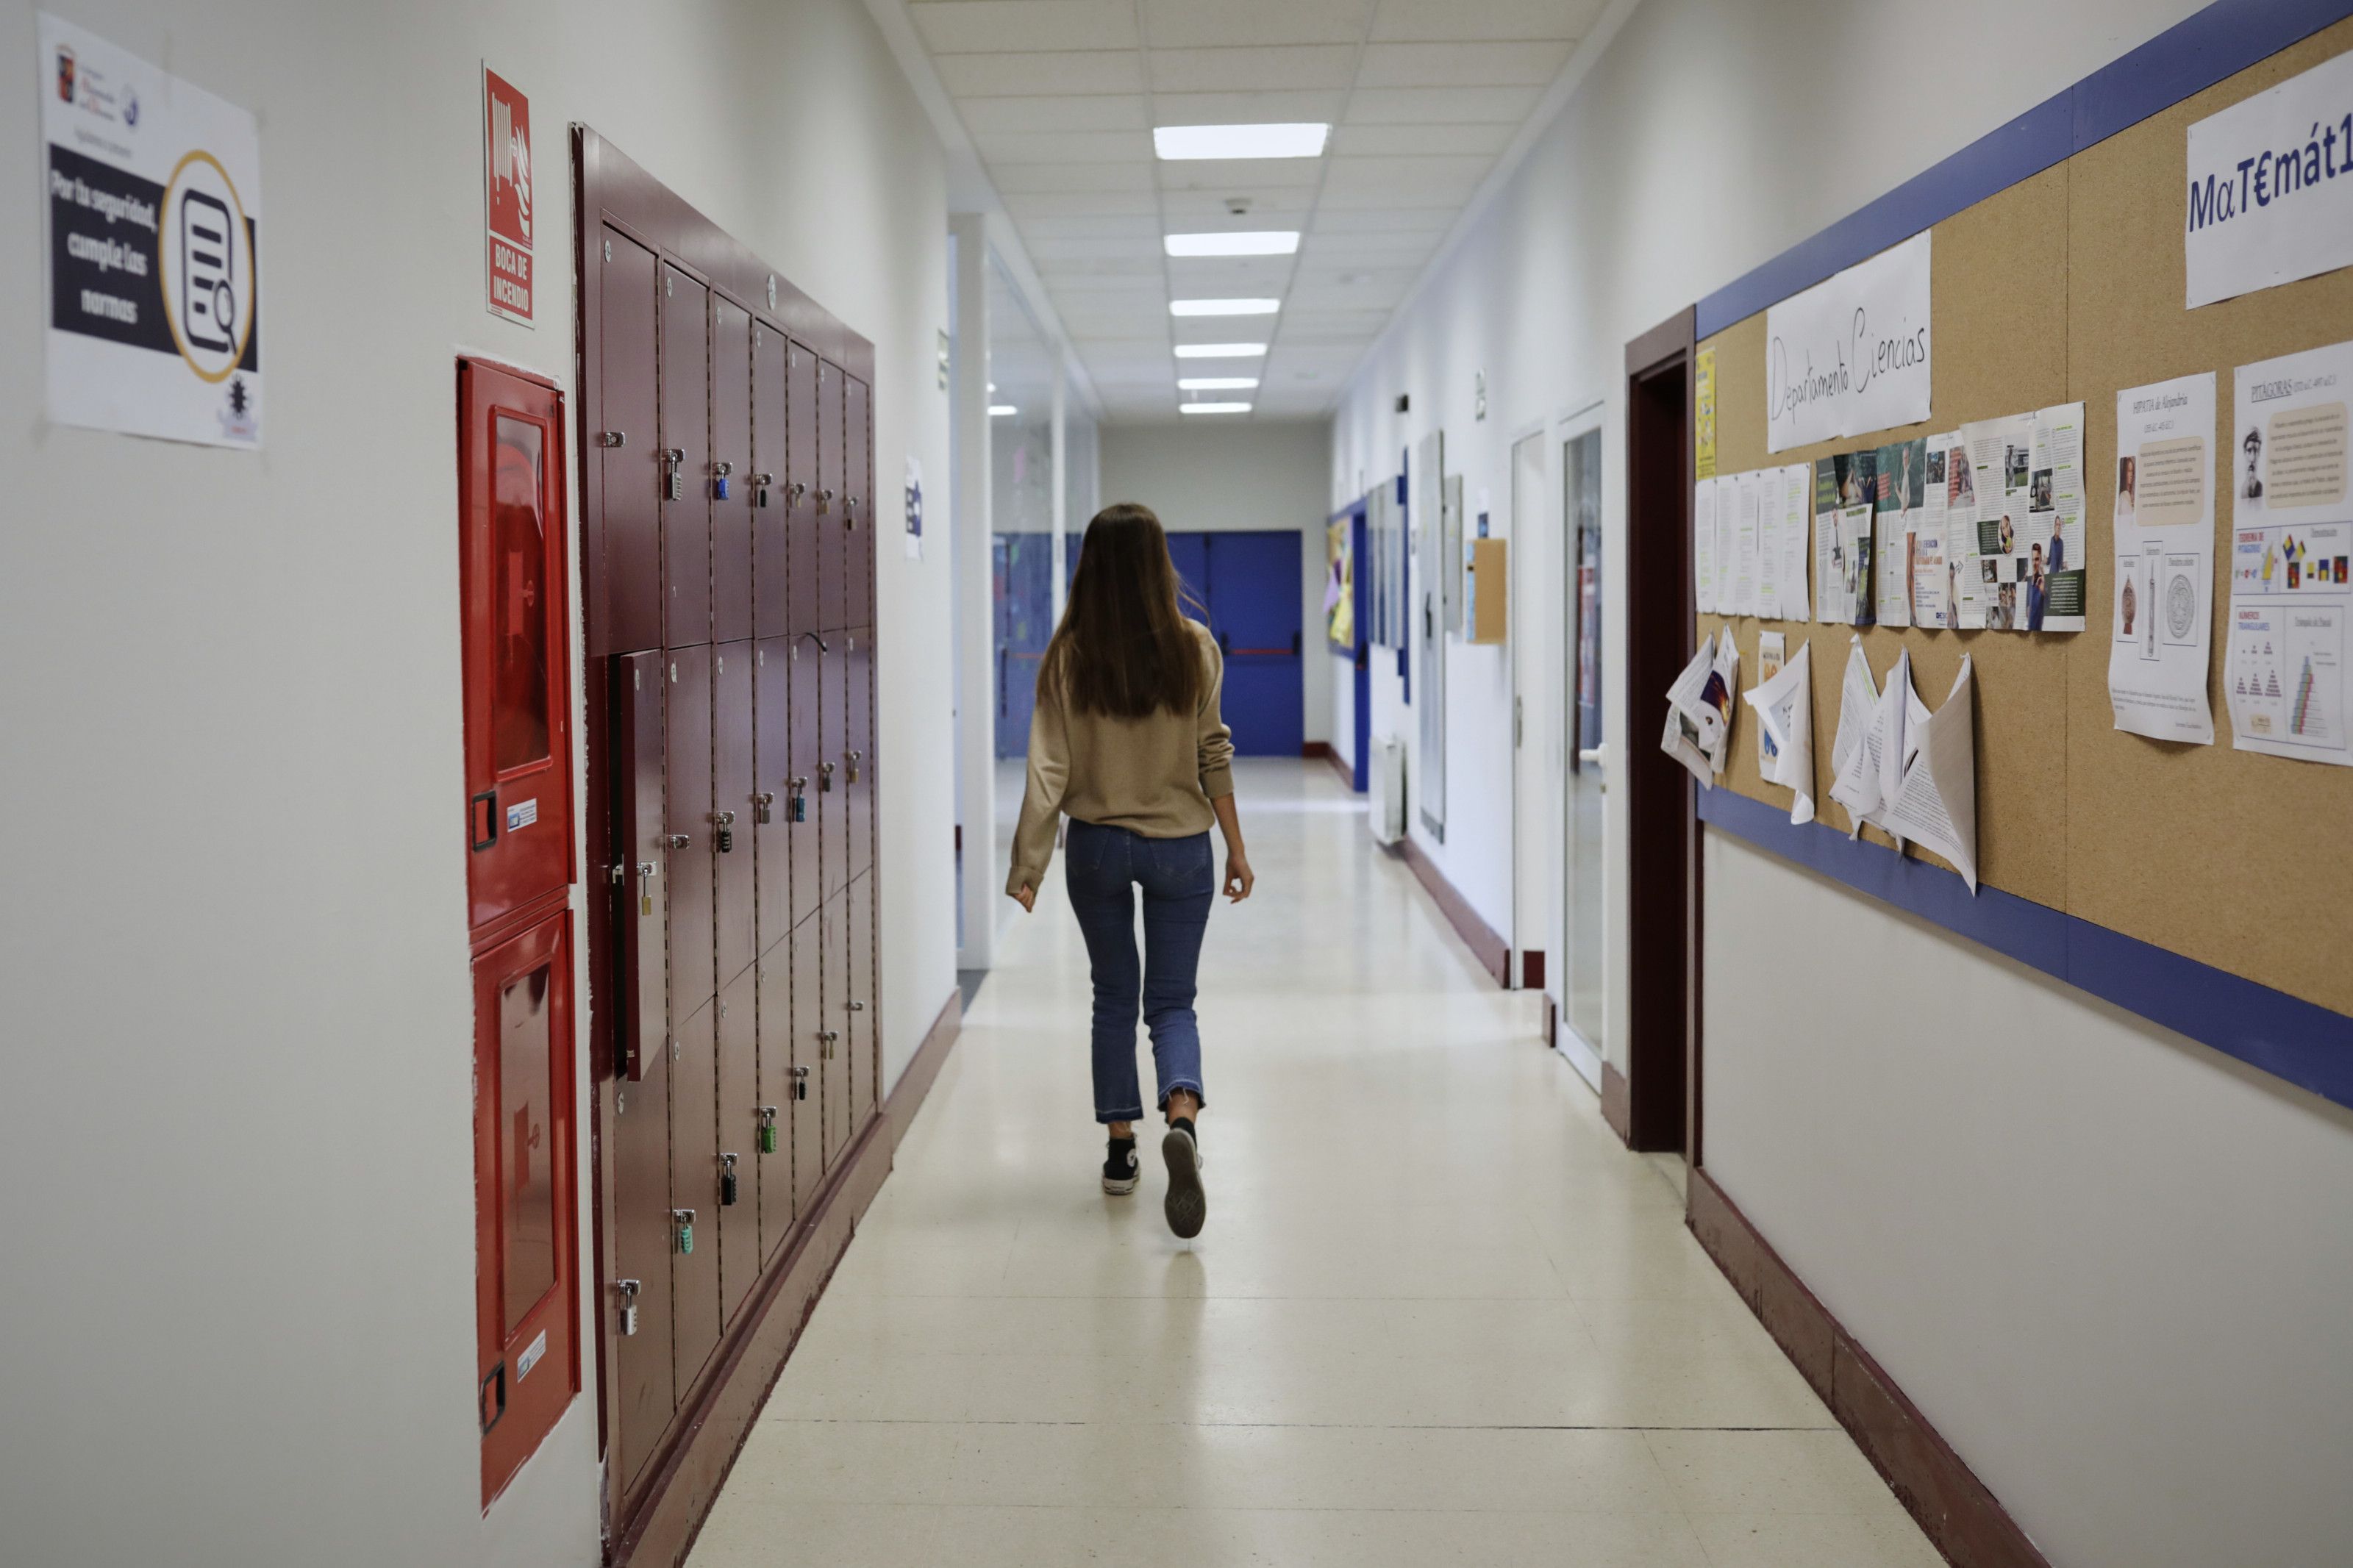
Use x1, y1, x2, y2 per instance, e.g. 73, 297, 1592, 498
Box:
1695, 14, 2353, 1039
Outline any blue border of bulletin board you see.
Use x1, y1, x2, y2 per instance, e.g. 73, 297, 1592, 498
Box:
1690, 0, 2353, 1112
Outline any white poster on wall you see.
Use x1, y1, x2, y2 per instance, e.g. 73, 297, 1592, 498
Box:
2184, 48, 2353, 309
1765, 231, 1932, 454
40, 13, 263, 447
2108, 373, 2216, 742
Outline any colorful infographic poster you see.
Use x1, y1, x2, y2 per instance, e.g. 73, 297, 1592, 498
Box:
2109, 373, 2217, 743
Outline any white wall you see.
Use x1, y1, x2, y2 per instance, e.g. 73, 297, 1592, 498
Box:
0, 3, 954, 1565
1331, 1, 2353, 1564
1101, 420, 1335, 745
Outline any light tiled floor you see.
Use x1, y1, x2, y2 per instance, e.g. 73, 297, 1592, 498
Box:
693, 759, 1938, 1567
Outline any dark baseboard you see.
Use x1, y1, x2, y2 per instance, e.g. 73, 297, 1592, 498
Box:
1600, 1059, 1631, 1145
1521, 949, 1545, 989
1301, 740, 1354, 789
1686, 1170, 2049, 1568
616, 989, 963, 1568
1392, 834, 1509, 987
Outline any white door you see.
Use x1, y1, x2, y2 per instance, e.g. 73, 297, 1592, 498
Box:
1508, 432, 1552, 992
1559, 419, 1607, 1085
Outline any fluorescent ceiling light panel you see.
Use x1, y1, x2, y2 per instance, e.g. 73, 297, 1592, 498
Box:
1179, 402, 1253, 415
1170, 298, 1280, 318
1154, 123, 1329, 161
1172, 343, 1268, 359
1164, 231, 1299, 257
1178, 377, 1260, 390
989, 404, 1018, 417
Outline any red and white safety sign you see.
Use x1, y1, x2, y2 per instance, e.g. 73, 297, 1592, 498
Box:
483, 67, 532, 325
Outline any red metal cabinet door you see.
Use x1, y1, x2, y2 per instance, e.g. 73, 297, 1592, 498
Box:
789, 912, 825, 1210
474, 908, 578, 1507
816, 359, 846, 632
712, 642, 756, 989
788, 633, 824, 927
846, 628, 874, 882
710, 296, 754, 645
820, 896, 852, 1172
848, 871, 876, 1131
818, 640, 848, 903
660, 264, 712, 648
786, 343, 821, 637
669, 998, 721, 1395
460, 359, 573, 938
754, 950, 795, 1260
597, 228, 663, 657
613, 652, 667, 1081
751, 637, 793, 959
845, 374, 873, 629
715, 964, 758, 1326
666, 646, 715, 1020
751, 323, 790, 639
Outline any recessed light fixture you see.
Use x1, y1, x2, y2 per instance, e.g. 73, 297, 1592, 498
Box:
989, 404, 1018, 417
1170, 298, 1280, 318
1173, 343, 1268, 359
1164, 231, 1299, 258
1153, 123, 1329, 161
1179, 376, 1260, 391
1179, 401, 1253, 415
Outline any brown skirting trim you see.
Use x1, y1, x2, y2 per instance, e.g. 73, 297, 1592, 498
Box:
1390, 834, 1509, 987
1686, 1170, 2049, 1568
614, 989, 963, 1568
1301, 740, 1354, 789
1600, 1059, 1632, 1145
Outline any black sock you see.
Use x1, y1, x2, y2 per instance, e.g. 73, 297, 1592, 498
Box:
1108, 1133, 1135, 1151
1170, 1115, 1195, 1140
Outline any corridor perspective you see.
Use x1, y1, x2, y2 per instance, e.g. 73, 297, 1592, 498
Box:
690, 761, 1933, 1567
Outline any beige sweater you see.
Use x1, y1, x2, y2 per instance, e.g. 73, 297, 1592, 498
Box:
1008, 620, 1235, 894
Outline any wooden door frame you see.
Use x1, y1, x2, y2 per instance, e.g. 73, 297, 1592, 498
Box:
1617, 307, 1702, 1160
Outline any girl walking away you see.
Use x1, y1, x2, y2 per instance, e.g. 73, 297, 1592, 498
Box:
1007, 503, 1253, 1239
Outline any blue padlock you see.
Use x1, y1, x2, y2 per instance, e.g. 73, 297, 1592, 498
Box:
713, 462, 733, 501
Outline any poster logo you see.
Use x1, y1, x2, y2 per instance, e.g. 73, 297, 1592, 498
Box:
160, 151, 255, 382
56, 45, 76, 102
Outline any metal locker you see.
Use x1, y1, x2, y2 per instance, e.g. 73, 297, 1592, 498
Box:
660, 263, 713, 648
785, 342, 821, 637
668, 997, 721, 1394
846, 629, 874, 883
712, 642, 756, 988
714, 964, 758, 1327
789, 911, 826, 1207
788, 631, 824, 926
611, 651, 668, 1082
710, 296, 754, 645
665, 645, 716, 1019
608, 928, 675, 1493
459, 359, 574, 937
848, 871, 876, 1130
816, 358, 846, 633
750, 323, 790, 640
845, 374, 873, 629
819, 896, 853, 1172
596, 227, 663, 658
818, 635, 849, 904
751, 636, 793, 959
754, 951, 795, 1261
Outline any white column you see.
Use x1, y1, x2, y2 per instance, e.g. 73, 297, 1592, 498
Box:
950, 215, 996, 970
1050, 357, 1068, 625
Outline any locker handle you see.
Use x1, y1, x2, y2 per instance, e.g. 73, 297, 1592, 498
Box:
479, 1363, 506, 1435
470, 790, 499, 853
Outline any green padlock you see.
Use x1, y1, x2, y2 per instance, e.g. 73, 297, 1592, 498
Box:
674, 1209, 696, 1255
758, 1106, 779, 1154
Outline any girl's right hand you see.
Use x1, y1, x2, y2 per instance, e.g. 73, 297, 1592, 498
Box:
1011, 882, 1036, 913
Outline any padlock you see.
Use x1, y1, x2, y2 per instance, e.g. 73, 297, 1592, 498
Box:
753, 471, 775, 509
758, 1106, 779, 1153
819, 760, 835, 795
713, 460, 732, 501
674, 1209, 696, 1255
788, 777, 808, 822
715, 809, 736, 853
846, 749, 863, 784
720, 1153, 740, 1206
755, 792, 775, 826
792, 1065, 810, 1101
615, 1279, 642, 1337
663, 448, 686, 502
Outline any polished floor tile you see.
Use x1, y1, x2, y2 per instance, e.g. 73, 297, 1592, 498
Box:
689, 760, 1931, 1567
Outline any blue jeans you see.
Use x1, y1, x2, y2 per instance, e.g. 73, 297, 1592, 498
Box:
1063, 820, 1213, 1124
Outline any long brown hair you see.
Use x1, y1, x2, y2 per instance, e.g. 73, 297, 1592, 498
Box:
1043, 503, 1205, 718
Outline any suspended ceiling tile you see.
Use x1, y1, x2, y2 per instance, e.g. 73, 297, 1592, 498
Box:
1010, 212, 1164, 240
1278, 307, 1393, 334
1004, 190, 1163, 218
1369, 0, 1604, 43
957, 94, 1151, 135
1146, 44, 1359, 94
935, 50, 1145, 96
1140, 0, 1375, 48
990, 161, 1158, 193
972, 129, 1154, 165
1148, 89, 1349, 126
1303, 207, 1456, 235
1330, 121, 1515, 157
1154, 160, 1324, 194
1024, 233, 1164, 262
1357, 39, 1574, 87
1035, 253, 1166, 279
1343, 85, 1545, 123
1158, 190, 1314, 226
910, 0, 1141, 54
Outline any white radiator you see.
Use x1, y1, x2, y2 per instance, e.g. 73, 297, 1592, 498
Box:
1369, 735, 1407, 845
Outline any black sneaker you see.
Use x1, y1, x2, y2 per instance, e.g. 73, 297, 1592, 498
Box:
1162, 1118, 1205, 1239
1102, 1135, 1139, 1195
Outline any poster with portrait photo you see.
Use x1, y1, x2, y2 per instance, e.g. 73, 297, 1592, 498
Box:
1963, 404, 2085, 631
1874, 437, 1925, 627
1813, 451, 1877, 626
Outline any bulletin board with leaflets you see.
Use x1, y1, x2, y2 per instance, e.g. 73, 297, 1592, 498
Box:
1683, 5, 2353, 1107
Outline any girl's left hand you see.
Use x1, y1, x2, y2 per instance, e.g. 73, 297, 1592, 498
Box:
1223, 853, 1254, 903
1011, 882, 1036, 912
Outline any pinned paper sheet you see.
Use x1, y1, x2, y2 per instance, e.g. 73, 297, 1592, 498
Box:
1885, 656, 1979, 892
1743, 639, 1816, 823
1829, 646, 1926, 846
1661, 632, 1738, 787
1826, 639, 1877, 839
1693, 479, 1718, 614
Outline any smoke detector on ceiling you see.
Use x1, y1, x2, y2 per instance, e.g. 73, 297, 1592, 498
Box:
1225, 196, 1253, 216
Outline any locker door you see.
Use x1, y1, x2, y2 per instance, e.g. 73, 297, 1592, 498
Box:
789, 912, 824, 1206
785, 343, 821, 636
848, 872, 876, 1130
792, 634, 826, 920
712, 642, 756, 988
669, 998, 721, 1393
714, 964, 757, 1326
750, 323, 790, 639
612, 652, 667, 1084
710, 296, 754, 645
844, 375, 872, 628
598, 228, 663, 657
751, 637, 792, 959
473, 908, 578, 1506
820, 896, 852, 1170
665, 647, 715, 1020
460, 359, 573, 936
846, 629, 874, 882
818, 637, 848, 903
660, 264, 712, 648
754, 950, 794, 1260
816, 359, 846, 632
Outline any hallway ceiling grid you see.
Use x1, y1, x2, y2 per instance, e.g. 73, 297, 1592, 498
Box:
907, 0, 1607, 420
